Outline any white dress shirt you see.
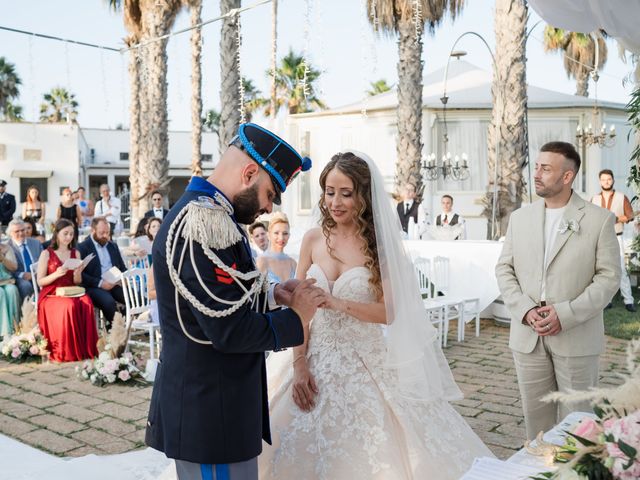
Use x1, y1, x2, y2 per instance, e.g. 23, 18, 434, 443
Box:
153, 208, 164, 220
91, 237, 113, 287
95, 196, 122, 224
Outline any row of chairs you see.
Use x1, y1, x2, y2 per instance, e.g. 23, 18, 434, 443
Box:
413, 256, 481, 347
30, 262, 160, 362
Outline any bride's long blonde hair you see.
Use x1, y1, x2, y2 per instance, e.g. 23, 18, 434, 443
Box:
318, 152, 382, 299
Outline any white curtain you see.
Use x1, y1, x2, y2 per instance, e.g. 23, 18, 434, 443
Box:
527, 0, 640, 53
434, 118, 489, 192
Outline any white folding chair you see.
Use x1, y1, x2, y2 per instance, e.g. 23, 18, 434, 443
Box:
121, 268, 160, 361
432, 256, 481, 342
414, 257, 447, 346
30, 263, 40, 303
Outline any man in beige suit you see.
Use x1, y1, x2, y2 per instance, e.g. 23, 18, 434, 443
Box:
496, 141, 620, 440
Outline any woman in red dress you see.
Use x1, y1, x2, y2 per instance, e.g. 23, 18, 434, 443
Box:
37, 218, 98, 362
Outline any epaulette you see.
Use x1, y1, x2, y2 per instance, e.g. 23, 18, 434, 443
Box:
180, 196, 242, 250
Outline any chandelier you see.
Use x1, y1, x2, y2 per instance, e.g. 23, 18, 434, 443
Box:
421, 93, 470, 182
575, 63, 616, 148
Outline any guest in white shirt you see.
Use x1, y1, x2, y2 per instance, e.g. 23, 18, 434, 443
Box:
435, 194, 466, 240
94, 184, 122, 236
144, 190, 169, 221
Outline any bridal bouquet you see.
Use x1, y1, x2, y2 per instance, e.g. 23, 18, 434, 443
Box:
531, 339, 640, 480
0, 299, 49, 362
76, 312, 143, 386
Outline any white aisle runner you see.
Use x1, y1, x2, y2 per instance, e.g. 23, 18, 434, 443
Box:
0, 433, 174, 479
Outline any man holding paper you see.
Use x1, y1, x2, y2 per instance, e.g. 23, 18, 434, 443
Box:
78, 217, 127, 330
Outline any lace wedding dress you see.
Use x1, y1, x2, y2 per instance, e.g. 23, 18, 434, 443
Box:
259, 264, 493, 479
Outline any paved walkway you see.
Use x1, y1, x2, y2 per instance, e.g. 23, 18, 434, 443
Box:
0, 321, 628, 461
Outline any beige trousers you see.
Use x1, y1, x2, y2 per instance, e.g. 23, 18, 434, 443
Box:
512, 337, 599, 440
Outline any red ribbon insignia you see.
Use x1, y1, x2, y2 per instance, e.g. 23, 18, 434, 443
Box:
214, 263, 236, 285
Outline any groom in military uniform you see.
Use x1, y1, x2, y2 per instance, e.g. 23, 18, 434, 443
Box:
146, 123, 324, 480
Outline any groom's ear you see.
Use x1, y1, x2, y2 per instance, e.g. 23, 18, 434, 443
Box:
240, 162, 260, 187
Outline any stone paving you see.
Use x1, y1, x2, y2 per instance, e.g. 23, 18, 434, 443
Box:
0, 321, 629, 460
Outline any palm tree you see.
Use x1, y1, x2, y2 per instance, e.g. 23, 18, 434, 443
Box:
202, 109, 220, 135
483, 0, 529, 239
4, 103, 23, 121
366, 0, 465, 193
543, 26, 607, 97
39, 87, 79, 123
366, 79, 392, 96
186, 0, 203, 177
242, 78, 268, 122
110, 0, 182, 225
219, 0, 241, 152
266, 49, 326, 116
0, 57, 22, 120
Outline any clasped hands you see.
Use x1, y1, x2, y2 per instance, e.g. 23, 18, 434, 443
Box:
274, 279, 336, 325
524, 305, 562, 336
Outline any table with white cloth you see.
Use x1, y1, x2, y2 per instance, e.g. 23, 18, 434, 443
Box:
403, 240, 503, 313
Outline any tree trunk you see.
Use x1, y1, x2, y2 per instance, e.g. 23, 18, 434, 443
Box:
190, 0, 203, 177
395, 17, 424, 194
219, 0, 241, 152
575, 71, 589, 97
485, 0, 529, 239
128, 44, 143, 232
270, 0, 278, 123
137, 2, 180, 221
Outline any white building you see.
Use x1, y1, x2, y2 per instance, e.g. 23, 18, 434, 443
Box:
282, 60, 636, 240
0, 121, 218, 231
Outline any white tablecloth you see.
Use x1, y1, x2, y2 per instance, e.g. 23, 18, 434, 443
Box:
403, 240, 503, 312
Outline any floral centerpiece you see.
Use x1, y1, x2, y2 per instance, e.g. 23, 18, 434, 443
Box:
0, 299, 49, 362
76, 312, 144, 386
531, 339, 640, 480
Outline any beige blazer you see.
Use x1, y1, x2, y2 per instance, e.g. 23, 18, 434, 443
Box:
496, 192, 620, 357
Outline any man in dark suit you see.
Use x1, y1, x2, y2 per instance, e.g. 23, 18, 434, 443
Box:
396, 182, 426, 235
7, 219, 43, 301
144, 191, 169, 220
77, 217, 127, 330
0, 179, 16, 235
145, 123, 323, 479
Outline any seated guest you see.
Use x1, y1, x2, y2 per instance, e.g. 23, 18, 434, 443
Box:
78, 217, 127, 330
248, 221, 269, 258
132, 217, 150, 253
144, 190, 169, 220
435, 194, 466, 240
0, 242, 20, 338
256, 212, 297, 283
7, 219, 43, 302
23, 217, 46, 243
133, 217, 162, 257
37, 219, 98, 362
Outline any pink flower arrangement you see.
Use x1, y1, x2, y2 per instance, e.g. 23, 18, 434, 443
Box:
572, 418, 603, 444
603, 412, 640, 479
76, 343, 142, 387
0, 327, 49, 362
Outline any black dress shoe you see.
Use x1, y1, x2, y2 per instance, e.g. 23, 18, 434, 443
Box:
605, 302, 613, 309
625, 304, 637, 313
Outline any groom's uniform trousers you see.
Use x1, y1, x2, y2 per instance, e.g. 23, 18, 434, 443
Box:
145, 178, 304, 480
496, 192, 620, 440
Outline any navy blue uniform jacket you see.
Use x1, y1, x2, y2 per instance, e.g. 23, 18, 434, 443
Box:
145, 179, 304, 464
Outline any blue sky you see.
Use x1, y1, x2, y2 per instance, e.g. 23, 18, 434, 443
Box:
1, 0, 636, 130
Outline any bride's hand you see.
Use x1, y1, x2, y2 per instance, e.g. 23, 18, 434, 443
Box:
318, 291, 341, 311
292, 360, 318, 412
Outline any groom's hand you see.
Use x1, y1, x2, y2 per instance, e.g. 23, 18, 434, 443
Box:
273, 279, 301, 306
288, 279, 324, 325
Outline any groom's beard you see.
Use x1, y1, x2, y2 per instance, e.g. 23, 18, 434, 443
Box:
233, 184, 262, 224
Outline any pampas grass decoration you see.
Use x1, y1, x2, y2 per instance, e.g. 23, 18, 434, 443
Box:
16, 296, 37, 333
96, 313, 129, 359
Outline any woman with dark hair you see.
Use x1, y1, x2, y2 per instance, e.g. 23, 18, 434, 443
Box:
22, 185, 46, 236
260, 152, 492, 479
23, 217, 45, 243
56, 187, 82, 239
36, 218, 97, 362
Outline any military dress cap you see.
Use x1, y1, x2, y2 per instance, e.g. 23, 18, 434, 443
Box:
229, 123, 312, 205
0, 180, 6, 187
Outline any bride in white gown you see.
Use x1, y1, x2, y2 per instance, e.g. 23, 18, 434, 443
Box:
259, 152, 493, 479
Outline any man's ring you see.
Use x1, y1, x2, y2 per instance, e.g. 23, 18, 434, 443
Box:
545, 324, 550, 330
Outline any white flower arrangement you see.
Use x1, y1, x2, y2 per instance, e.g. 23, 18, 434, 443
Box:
76, 343, 143, 387
0, 300, 49, 362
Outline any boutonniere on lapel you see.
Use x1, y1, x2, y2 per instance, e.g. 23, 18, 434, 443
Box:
558, 219, 580, 234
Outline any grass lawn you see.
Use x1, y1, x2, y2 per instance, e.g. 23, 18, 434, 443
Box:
603, 286, 640, 340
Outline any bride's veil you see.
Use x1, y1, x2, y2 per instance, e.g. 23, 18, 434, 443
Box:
345, 150, 462, 402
